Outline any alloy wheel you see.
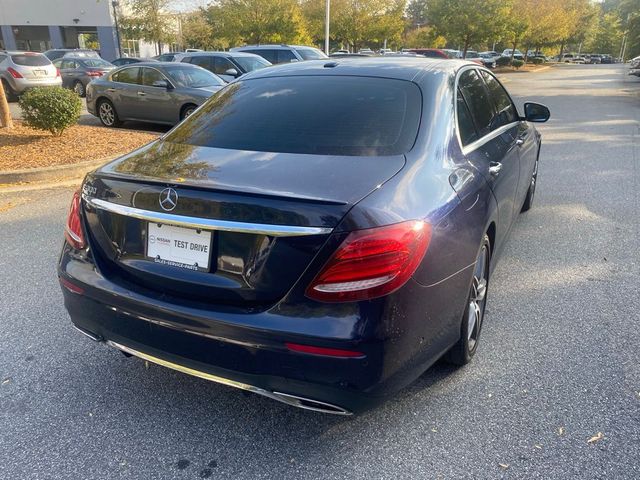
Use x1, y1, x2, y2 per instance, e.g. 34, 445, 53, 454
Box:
99, 102, 115, 126
467, 244, 489, 352
74, 82, 85, 97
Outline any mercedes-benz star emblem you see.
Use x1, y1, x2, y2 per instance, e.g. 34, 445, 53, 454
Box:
159, 188, 178, 212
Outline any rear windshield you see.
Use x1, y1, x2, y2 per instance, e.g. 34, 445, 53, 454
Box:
164, 65, 225, 88
165, 76, 422, 156
80, 58, 113, 68
11, 54, 50, 66
295, 48, 327, 60
234, 55, 271, 71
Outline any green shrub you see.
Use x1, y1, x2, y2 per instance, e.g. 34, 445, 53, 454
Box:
531, 57, 544, 65
512, 59, 525, 69
495, 56, 511, 67
19, 86, 81, 136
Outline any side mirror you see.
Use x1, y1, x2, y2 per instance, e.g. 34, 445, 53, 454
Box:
224, 68, 240, 77
523, 102, 550, 123
152, 79, 171, 89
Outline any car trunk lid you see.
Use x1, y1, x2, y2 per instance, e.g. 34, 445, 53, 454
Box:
81, 140, 405, 307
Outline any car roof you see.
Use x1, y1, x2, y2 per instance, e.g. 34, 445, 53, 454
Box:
123, 61, 199, 67
233, 45, 319, 50
183, 51, 261, 58
243, 57, 476, 82
2, 51, 46, 55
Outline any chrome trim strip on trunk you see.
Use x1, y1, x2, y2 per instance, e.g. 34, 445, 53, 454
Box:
84, 196, 333, 237
106, 340, 352, 415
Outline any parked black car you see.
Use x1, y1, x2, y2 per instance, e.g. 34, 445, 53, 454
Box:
179, 51, 271, 82
53, 56, 114, 97
59, 58, 549, 414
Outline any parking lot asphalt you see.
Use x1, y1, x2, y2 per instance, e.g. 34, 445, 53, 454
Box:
1, 64, 639, 479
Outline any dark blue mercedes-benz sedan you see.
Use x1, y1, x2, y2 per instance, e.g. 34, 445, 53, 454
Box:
58, 58, 549, 415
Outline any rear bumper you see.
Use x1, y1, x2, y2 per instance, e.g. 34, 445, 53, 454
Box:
58, 242, 465, 413
9, 77, 62, 93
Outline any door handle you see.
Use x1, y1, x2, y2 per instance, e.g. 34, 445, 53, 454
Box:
489, 162, 502, 176
516, 137, 525, 146
106, 88, 116, 92
137, 91, 146, 96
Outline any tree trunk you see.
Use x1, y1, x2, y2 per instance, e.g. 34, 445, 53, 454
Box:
559, 41, 565, 61
523, 44, 530, 63
0, 81, 14, 129
510, 41, 517, 64
463, 35, 470, 58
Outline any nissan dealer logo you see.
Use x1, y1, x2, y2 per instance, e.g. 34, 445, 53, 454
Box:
159, 188, 178, 212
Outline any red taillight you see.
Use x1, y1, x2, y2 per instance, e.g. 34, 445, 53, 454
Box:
7, 67, 23, 79
65, 190, 86, 250
59, 277, 84, 295
56, 68, 61, 77
306, 220, 431, 303
87, 71, 103, 77
285, 343, 365, 358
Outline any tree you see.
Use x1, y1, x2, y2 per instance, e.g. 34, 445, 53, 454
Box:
331, 0, 406, 52
181, 10, 215, 50
406, 0, 428, 27
429, 0, 509, 57
403, 26, 446, 48
585, 12, 623, 55
120, 0, 176, 54
205, 0, 310, 46
0, 82, 13, 129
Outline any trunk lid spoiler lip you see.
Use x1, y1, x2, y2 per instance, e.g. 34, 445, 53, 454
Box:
83, 195, 333, 237
89, 170, 349, 206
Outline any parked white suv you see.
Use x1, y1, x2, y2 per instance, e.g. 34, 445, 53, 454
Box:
0, 51, 61, 101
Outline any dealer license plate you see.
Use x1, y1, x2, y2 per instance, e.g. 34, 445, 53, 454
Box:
147, 223, 212, 271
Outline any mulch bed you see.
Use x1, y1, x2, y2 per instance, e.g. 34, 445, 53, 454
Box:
0, 122, 158, 171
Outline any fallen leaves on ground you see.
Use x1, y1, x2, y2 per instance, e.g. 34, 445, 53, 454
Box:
587, 432, 604, 444
0, 122, 157, 171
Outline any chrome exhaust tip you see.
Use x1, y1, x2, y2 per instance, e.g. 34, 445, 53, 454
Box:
105, 340, 352, 415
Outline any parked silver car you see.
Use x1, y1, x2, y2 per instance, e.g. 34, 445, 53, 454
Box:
0, 51, 61, 101
86, 62, 225, 127
52, 56, 115, 97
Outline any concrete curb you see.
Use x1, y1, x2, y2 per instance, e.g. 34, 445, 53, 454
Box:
0, 156, 116, 185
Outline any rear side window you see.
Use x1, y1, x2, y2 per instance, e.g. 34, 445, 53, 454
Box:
213, 56, 235, 75
458, 69, 494, 137
295, 48, 326, 60
142, 67, 165, 86
112, 67, 140, 84
189, 56, 212, 71
11, 54, 50, 66
247, 49, 277, 64
276, 50, 297, 63
457, 90, 478, 146
166, 76, 422, 156
480, 70, 518, 129
60, 59, 76, 69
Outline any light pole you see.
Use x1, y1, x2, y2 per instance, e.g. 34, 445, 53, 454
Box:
324, 0, 330, 55
112, 1, 122, 58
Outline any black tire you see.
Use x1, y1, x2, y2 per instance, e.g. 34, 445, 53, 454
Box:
445, 234, 491, 366
97, 99, 122, 128
73, 81, 86, 97
2, 79, 17, 102
180, 104, 197, 121
521, 156, 539, 212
